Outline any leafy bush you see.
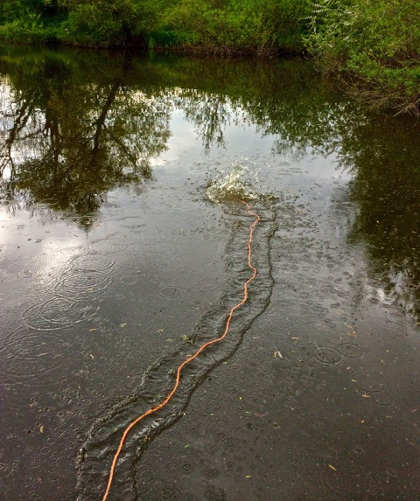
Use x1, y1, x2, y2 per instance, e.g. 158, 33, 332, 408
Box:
160, 0, 311, 51
306, 0, 420, 113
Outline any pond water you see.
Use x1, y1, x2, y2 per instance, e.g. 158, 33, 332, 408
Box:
0, 46, 419, 500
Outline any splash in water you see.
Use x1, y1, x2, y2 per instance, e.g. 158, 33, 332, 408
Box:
206, 164, 259, 203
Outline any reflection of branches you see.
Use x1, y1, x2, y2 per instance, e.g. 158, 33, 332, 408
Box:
0, 94, 35, 174
344, 115, 420, 321
181, 91, 231, 149
0, 55, 170, 226
0, 102, 32, 203
92, 82, 119, 154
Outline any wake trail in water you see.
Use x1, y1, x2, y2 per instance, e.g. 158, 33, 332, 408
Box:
76, 197, 276, 501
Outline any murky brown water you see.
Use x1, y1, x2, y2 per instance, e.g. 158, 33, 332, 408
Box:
0, 45, 419, 500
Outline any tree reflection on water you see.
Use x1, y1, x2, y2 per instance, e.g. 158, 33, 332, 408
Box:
0, 49, 170, 225
0, 46, 418, 318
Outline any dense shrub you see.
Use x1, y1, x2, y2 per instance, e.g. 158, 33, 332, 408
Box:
306, 0, 420, 113
158, 0, 311, 51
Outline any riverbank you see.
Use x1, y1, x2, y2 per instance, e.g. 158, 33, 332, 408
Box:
2, 36, 418, 116
0, 0, 419, 115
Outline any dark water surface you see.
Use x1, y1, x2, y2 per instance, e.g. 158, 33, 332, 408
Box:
0, 46, 419, 500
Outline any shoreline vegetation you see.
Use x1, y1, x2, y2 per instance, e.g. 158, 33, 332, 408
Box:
0, 1, 419, 115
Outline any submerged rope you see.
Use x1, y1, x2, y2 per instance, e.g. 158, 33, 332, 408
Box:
101, 200, 260, 501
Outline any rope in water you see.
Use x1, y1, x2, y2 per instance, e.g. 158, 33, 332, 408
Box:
101, 200, 260, 501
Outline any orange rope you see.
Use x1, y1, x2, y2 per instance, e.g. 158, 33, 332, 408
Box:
101, 200, 260, 501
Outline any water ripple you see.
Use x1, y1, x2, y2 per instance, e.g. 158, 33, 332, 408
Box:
76, 202, 276, 501
1, 251, 114, 383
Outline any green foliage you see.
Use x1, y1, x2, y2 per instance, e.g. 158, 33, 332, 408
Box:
61, 0, 159, 45
159, 0, 311, 50
306, 0, 420, 112
0, 0, 419, 113
0, 0, 162, 46
0, 0, 63, 43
